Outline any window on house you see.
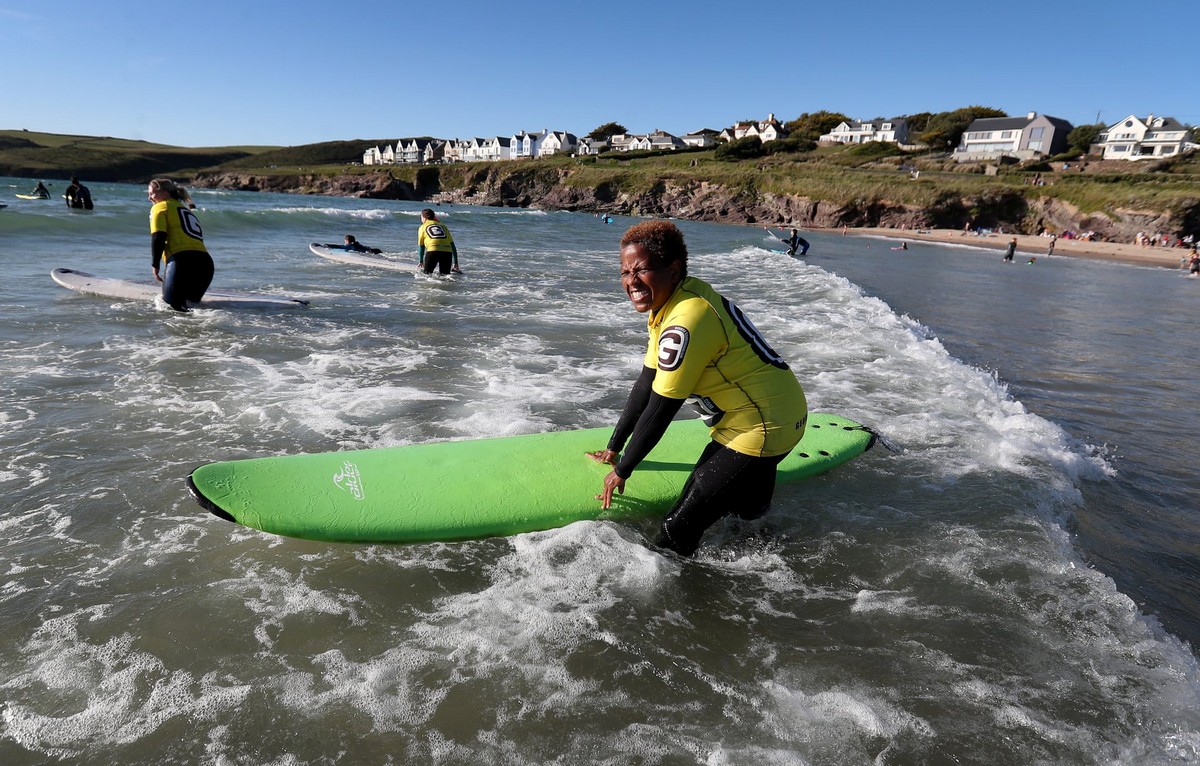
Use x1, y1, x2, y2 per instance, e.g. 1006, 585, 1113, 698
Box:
1029, 128, 1044, 139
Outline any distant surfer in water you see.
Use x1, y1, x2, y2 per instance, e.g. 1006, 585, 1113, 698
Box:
588, 220, 808, 556
148, 178, 213, 311
774, 227, 810, 256
1004, 237, 1017, 262
417, 209, 461, 275
64, 176, 93, 209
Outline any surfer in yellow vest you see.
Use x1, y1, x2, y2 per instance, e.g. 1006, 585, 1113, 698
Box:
417, 209, 461, 275
587, 220, 808, 556
148, 178, 213, 311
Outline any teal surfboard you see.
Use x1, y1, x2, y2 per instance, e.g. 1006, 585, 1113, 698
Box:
188, 413, 876, 544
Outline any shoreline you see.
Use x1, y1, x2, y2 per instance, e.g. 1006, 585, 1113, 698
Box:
836, 226, 1193, 270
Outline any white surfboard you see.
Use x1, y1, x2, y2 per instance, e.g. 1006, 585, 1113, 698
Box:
51, 269, 310, 310
309, 243, 414, 272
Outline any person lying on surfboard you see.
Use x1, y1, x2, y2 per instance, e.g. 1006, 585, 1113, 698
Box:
322, 234, 382, 254
588, 220, 809, 556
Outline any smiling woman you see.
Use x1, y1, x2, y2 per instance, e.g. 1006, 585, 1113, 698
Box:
588, 220, 809, 556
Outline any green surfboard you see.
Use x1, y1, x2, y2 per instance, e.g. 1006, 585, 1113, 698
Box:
188, 413, 876, 544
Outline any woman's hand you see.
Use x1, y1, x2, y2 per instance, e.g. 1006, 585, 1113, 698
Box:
585, 449, 618, 466
597, 470, 625, 509
153, 269, 162, 283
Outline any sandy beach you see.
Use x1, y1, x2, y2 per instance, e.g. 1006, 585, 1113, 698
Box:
842, 227, 1195, 270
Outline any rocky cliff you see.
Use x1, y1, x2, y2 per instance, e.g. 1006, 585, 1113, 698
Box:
191, 169, 1192, 243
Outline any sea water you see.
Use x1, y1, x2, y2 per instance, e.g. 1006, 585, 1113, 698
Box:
1, 177, 1198, 765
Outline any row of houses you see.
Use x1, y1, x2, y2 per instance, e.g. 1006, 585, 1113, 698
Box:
363, 112, 1195, 166
820, 111, 1195, 163
362, 115, 788, 166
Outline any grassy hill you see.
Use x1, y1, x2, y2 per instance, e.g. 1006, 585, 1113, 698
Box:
0, 129, 279, 181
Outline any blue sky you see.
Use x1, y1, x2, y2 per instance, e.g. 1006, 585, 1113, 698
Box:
2, 0, 1195, 148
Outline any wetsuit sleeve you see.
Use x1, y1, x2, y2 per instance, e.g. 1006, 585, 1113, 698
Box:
451, 241, 459, 267
151, 232, 168, 269
613, 391, 686, 479
417, 244, 425, 265
607, 365, 655, 452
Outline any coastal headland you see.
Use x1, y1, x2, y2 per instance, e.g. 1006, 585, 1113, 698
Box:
190, 166, 1197, 270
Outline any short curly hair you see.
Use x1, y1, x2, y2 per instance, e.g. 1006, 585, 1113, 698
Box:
620, 220, 688, 277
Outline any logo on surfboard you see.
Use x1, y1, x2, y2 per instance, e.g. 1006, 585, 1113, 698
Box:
333, 461, 365, 501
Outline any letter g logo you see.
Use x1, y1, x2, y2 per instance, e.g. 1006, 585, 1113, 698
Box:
657, 326, 689, 371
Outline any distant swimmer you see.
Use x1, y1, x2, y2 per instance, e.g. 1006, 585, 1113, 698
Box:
1003, 237, 1017, 262
1027, 256, 1037, 265
30, 181, 50, 199
891, 242, 908, 251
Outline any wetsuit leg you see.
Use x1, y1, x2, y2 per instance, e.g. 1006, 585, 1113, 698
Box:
161, 252, 214, 310
656, 441, 789, 556
423, 252, 451, 275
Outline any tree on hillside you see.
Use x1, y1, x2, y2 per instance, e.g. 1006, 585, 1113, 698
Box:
904, 112, 934, 135
1067, 123, 1105, 156
784, 111, 851, 141
918, 106, 1007, 151
588, 122, 627, 141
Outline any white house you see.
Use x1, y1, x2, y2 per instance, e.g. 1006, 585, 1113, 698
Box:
459, 137, 488, 163
538, 131, 578, 156
722, 114, 788, 143
362, 146, 383, 165
820, 119, 910, 145
682, 129, 719, 148
482, 136, 512, 161
648, 130, 685, 151
1096, 114, 1195, 161
576, 137, 608, 155
952, 112, 1073, 162
380, 143, 397, 164
608, 133, 637, 152
511, 129, 548, 159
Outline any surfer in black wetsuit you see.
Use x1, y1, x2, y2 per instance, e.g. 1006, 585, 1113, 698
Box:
781, 228, 810, 256
327, 235, 382, 254
64, 177, 93, 209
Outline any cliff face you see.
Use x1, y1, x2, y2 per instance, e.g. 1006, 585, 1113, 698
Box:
192, 171, 419, 199
191, 169, 1189, 242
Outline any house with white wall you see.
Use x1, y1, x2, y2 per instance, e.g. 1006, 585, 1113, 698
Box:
648, 130, 685, 151
363, 145, 382, 165
952, 112, 1073, 162
820, 119, 910, 145
1096, 114, 1194, 160
576, 137, 608, 155
511, 130, 548, 159
482, 136, 512, 161
683, 129, 719, 148
539, 131, 578, 156
721, 114, 788, 143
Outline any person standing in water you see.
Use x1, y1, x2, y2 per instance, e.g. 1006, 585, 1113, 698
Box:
148, 178, 213, 311
1004, 237, 1017, 262
588, 220, 808, 556
417, 208, 461, 275
64, 177, 93, 209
